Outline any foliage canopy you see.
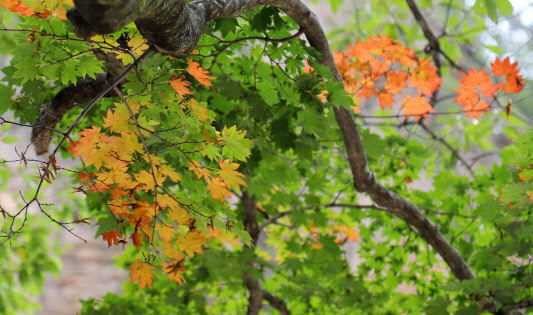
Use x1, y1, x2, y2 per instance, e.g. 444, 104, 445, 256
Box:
0, 0, 532, 314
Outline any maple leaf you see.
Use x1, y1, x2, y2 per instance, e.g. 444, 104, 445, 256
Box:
156, 223, 176, 242
130, 259, 155, 289
131, 231, 144, 249
129, 34, 149, 56
116, 34, 149, 64
400, 95, 435, 121
501, 75, 524, 94
385, 70, 408, 93
4, 0, 34, 17
102, 230, 122, 248
134, 169, 166, 191
464, 99, 491, 119
491, 57, 520, 77
167, 206, 191, 225
102, 107, 131, 134
176, 231, 206, 258
219, 126, 252, 161
161, 260, 186, 285
188, 98, 210, 122
207, 177, 231, 203
187, 58, 216, 86
169, 75, 192, 96
409, 58, 443, 96
376, 89, 395, 109
159, 164, 181, 182
68, 126, 101, 158
188, 160, 212, 180
162, 243, 183, 260
457, 68, 498, 98
217, 159, 247, 190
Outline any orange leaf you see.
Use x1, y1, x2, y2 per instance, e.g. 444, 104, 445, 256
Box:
376, 89, 395, 109
409, 58, 442, 96
176, 231, 206, 258
131, 231, 144, 249
169, 75, 192, 96
217, 159, 247, 190
464, 99, 491, 119
156, 223, 176, 242
130, 259, 155, 289
187, 58, 216, 86
4, 0, 34, 17
207, 177, 231, 203
161, 259, 186, 285
491, 57, 520, 77
188, 160, 212, 180
102, 230, 122, 248
457, 68, 498, 98
401, 95, 435, 121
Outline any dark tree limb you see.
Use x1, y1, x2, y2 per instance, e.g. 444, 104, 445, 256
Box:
262, 290, 291, 315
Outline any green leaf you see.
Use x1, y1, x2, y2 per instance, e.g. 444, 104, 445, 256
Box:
1, 136, 20, 144
219, 126, 252, 161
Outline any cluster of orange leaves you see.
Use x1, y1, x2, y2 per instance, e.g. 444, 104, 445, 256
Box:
307, 220, 360, 250
68, 60, 246, 289
0, 0, 71, 20
455, 57, 524, 118
325, 35, 524, 120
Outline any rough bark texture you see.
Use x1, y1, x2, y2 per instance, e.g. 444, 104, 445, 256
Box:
40, 0, 484, 305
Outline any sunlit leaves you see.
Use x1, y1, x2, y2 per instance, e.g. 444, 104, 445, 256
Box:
454, 57, 525, 118
67, 73, 251, 288
327, 35, 443, 119
116, 34, 149, 65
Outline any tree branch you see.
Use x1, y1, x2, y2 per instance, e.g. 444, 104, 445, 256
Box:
262, 290, 290, 315
242, 191, 262, 315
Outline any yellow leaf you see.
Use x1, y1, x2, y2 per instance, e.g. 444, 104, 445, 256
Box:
156, 223, 176, 242
176, 231, 206, 258
167, 206, 191, 225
